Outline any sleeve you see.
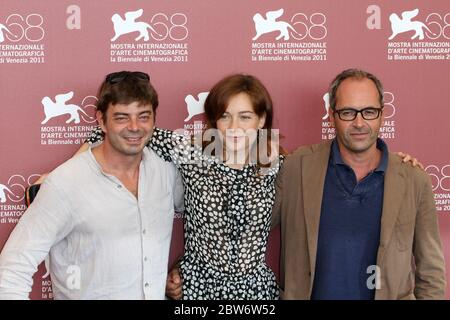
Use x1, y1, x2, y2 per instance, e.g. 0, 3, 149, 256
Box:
0, 178, 75, 299
149, 127, 198, 167
85, 125, 104, 145
413, 172, 447, 299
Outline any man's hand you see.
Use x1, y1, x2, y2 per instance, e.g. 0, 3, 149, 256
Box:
165, 266, 183, 300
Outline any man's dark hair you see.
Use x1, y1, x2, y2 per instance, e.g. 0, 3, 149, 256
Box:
96, 71, 158, 121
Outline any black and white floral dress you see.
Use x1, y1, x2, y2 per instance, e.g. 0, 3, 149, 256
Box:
87, 127, 283, 300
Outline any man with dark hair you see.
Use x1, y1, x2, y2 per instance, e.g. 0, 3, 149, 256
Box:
273, 68, 446, 300
0, 71, 183, 299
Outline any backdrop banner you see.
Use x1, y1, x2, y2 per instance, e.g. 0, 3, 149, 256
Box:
1, 0, 449, 300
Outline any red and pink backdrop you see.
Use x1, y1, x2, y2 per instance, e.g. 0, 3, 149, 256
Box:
1, 0, 449, 299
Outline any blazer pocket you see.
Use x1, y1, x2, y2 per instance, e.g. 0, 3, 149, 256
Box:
395, 221, 414, 251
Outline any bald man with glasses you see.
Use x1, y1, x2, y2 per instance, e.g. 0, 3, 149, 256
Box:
272, 69, 446, 300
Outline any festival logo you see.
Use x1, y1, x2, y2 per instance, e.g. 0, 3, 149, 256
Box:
0, 22, 17, 43
183, 91, 208, 136
386, 8, 450, 61
0, 174, 40, 225
184, 92, 208, 122
425, 165, 450, 213
39, 91, 97, 146
0, 12, 45, 64
41, 92, 92, 125
111, 9, 160, 42
252, 9, 298, 41
389, 9, 434, 40
0, 183, 17, 204
251, 8, 327, 62
109, 9, 189, 63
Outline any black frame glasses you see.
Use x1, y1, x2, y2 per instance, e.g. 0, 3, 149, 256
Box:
105, 71, 150, 84
333, 107, 383, 121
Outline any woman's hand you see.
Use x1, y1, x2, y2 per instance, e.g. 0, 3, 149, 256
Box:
165, 265, 183, 300
396, 152, 424, 170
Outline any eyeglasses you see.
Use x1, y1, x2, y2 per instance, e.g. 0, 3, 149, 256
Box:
333, 107, 383, 121
105, 71, 150, 84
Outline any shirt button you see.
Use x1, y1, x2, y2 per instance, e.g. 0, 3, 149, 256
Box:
144, 256, 148, 262
142, 229, 146, 235
117, 185, 122, 189
144, 282, 149, 288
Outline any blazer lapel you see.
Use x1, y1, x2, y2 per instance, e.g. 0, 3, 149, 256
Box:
302, 142, 331, 293
376, 154, 406, 266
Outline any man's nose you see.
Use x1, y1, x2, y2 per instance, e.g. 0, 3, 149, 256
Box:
352, 113, 365, 127
127, 118, 139, 131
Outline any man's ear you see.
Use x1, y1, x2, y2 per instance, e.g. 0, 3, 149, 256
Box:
97, 111, 106, 133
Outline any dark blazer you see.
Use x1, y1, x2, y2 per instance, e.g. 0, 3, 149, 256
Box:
272, 140, 446, 299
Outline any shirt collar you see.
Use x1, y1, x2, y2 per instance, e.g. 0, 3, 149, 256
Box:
331, 138, 389, 173
86, 145, 150, 175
